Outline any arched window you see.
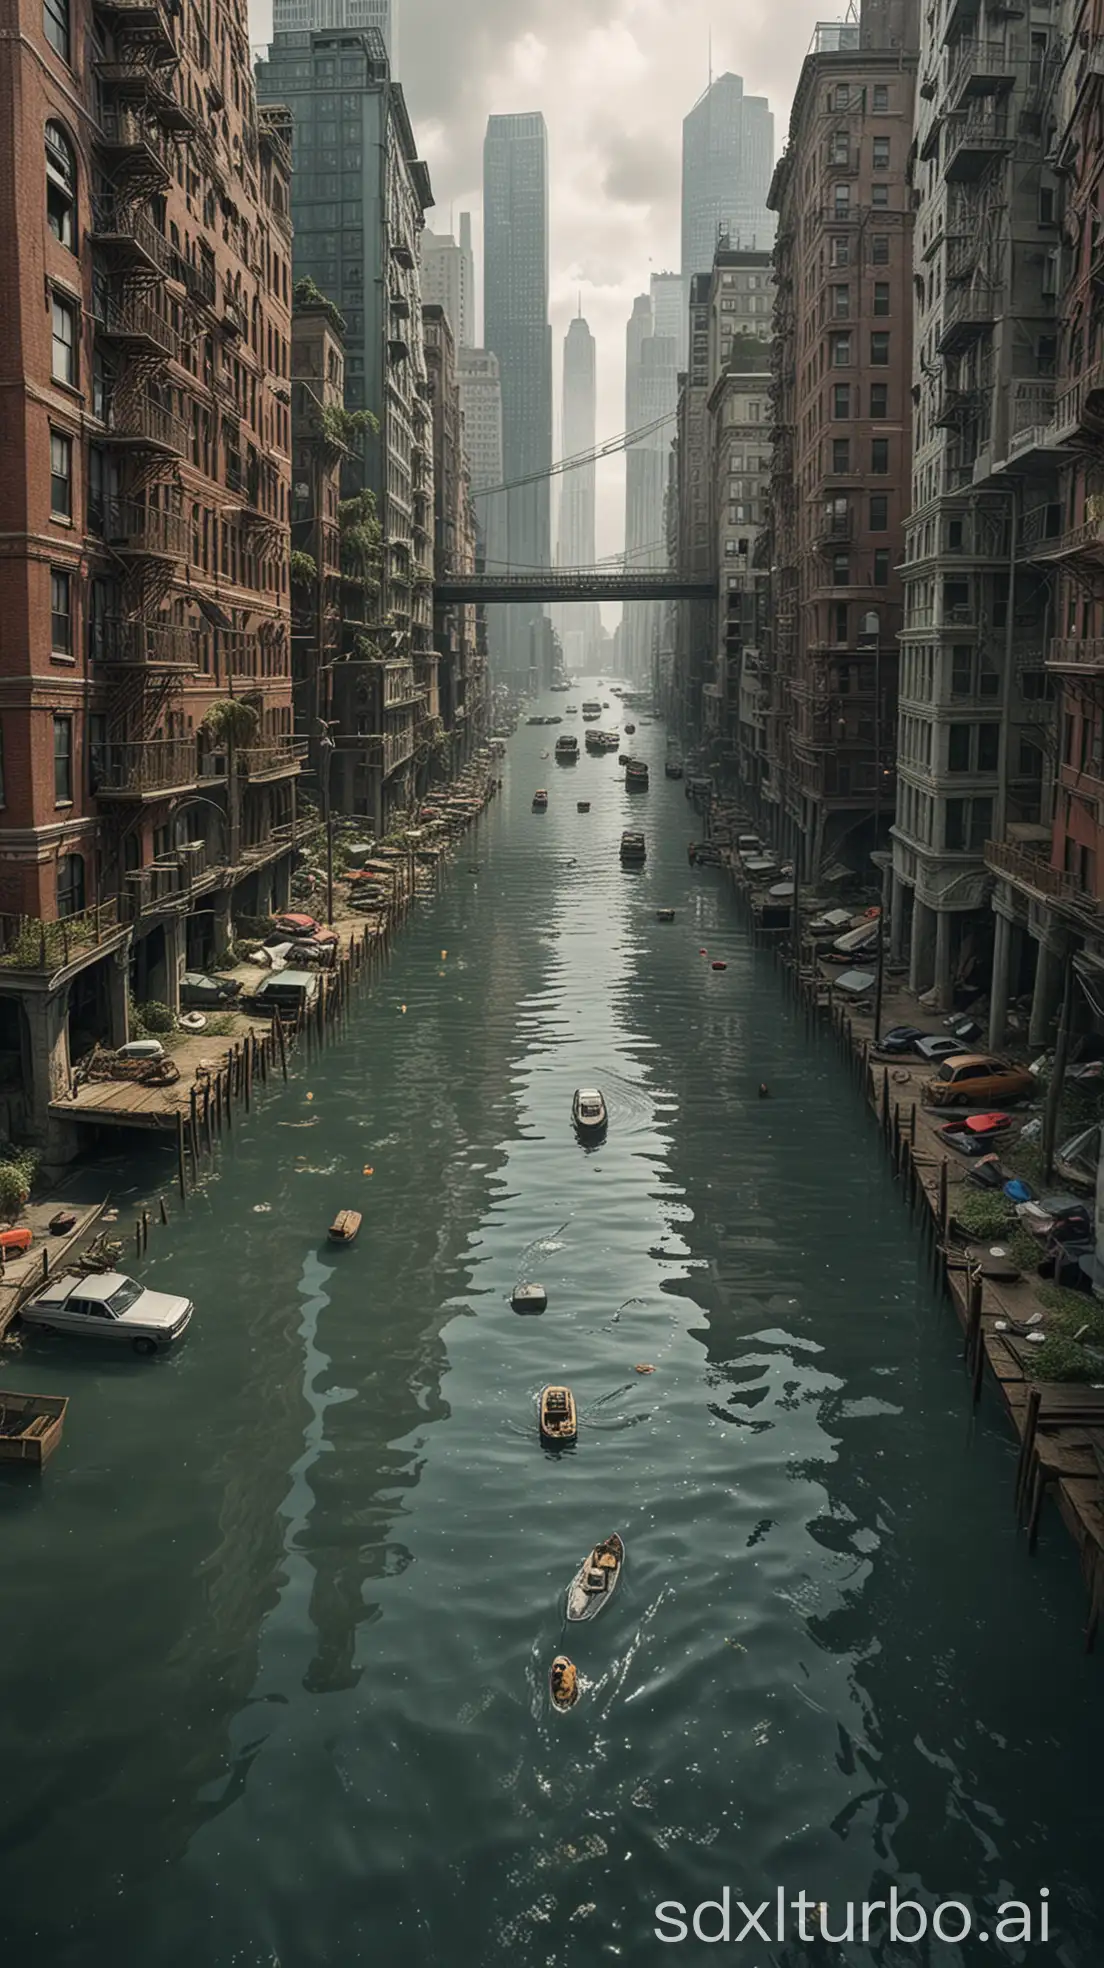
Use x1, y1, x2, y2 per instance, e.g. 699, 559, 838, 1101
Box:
46, 121, 76, 249
56, 852, 85, 919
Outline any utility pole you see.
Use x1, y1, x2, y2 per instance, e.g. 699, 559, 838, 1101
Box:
319, 720, 336, 926
872, 629, 885, 1045
1042, 953, 1074, 1182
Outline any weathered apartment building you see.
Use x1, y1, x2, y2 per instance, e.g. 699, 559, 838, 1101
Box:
892, 0, 1061, 1006
0, 0, 298, 1152
982, 0, 1104, 1046
290, 288, 345, 785
423, 303, 486, 771
668, 246, 773, 741
766, 2, 918, 881
257, 27, 436, 834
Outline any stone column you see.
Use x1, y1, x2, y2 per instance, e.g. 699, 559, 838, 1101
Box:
933, 907, 953, 1010
211, 888, 234, 959
162, 917, 184, 1016
1028, 938, 1064, 1050
988, 910, 1013, 1053
105, 944, 130, 1048
22, 986, 79, 1163
909, 897, 935, 996
890, 869, 907, 962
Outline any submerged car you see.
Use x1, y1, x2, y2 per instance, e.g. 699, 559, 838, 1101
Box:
912, 1034, 965, 1064
877, 1025, 926, 1055
21, 1271, 193, 1355
924, 1054, 1035, 1109
180, 971, 242, 1009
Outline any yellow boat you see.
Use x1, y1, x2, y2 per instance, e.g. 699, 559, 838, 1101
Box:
328, 1210, 362, 1245
539, 1384, 577, 1445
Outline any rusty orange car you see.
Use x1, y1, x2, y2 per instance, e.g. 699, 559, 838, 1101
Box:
922, 1053, 1035, 1109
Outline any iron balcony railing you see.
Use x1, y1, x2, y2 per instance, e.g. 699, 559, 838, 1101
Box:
103, 392, 190, 454
1047, 637, 1104, 671
93, 738, 206, 797
89, 195, 174, 275
97, 498, 189, 558
89, 617, 201, 668
0, 902, 121, 972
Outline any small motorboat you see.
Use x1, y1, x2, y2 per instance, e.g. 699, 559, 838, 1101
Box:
532, 789, 549, 809
624, 722, 636, 734
656, 908, 675, 923
577, 801, 591, 812
0, 1390, 68, 1467
620, 830, 646, 864
625, 760, 649, 789
566, 1533, 624, 1621
539, 1385, 577, 1446
328, 1210, 362, 1244
555, 736, 579, 761
711, 960, 727, 971
549, 1655, 579, 1710
665, 760, 684, 780
938, 1112, 1013, 1143
573, 1087, 608, 1135
512, 1282, 547, 1314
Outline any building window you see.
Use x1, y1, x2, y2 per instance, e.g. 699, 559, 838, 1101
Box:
871, 235, 890, 265
832, 283, 850, 318
869, 494, 888, 530
834, 85, 851, 109
50, 431, 72, 517
51, 294, 76, 385
978, 722, 1000, 771
43, 0, 69, 60
50, 569, 71, 654
831, 132, 850, 165
834, 184, 851, 217
831, 333, 852, 366
830, 235, 851, 268
870, 332, 890, 366
834, 602, 848, 641
872, 137, 890, 169
871, 184, 889, 207
46, 122, 76, 248
873, 281, 890, 316
870, 383, 888, 417
832, 551, 851, 586
948, 724, 971, 771
873, 549, 890, 586
873, 85, 889, 112
872, 437, 889, 472
56, 852, 85, 918
833, 383, 851, 417
53, 713, 72, 802
832, 437, 851, 472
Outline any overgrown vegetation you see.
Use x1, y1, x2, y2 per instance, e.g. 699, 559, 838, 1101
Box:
0, 1148, 38, 1219
134, 999, 174, 1035
339, 490, 382, 589
290, 549, 317, 588
292, 276, 346, 337
318, 402, 378, 455
200, 699, 259, 746
952, 1190, 1013, 1239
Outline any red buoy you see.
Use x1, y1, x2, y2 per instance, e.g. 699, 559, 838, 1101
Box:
711, 960, 727, 971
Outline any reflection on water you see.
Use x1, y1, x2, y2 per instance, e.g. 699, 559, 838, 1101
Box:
0, 688, 1102, 1966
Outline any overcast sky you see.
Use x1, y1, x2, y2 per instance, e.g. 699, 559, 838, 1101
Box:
250, 0, 834, 565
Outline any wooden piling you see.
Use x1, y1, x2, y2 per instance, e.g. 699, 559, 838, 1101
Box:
176, 1111, 187, 1201
159, 1194, 168, 1226
142, 1208, 150, 1254
189, 1084, 199, 1166
1015, 1387, 1042, 1518
276, 1011, 288, 1081
938, 1158, 949, 1241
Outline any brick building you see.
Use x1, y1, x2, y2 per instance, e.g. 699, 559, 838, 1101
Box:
290, 290, 346, 785
0, 0, 298, 1151
423, 303, 484, 774
766, 2, 918, 881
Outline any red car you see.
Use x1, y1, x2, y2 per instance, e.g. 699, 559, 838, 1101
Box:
273, 913, 338, 946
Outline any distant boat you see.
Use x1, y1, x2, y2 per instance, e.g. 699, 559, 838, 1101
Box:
539, 1385, 578, 1446
566, 1534, 624, 1621
0, 1390, 68, 1468
625, 760, 649, 790
555, 736, 579, 761
665, 760, 684, 780
577, 800, 591, 812
620, 830, 646, 864
624, 722, 636, 734
328, 1210, 361, 1244
572, 1087, 608, 1135
532, 789, 549, 809
512, 1282, 547, 1313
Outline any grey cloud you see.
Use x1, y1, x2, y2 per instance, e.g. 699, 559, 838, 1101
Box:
599, 128, 679, 207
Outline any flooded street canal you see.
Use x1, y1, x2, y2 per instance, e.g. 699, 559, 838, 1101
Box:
1, 688, 1103, 1967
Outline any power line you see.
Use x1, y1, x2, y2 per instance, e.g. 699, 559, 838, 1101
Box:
472, 411, 676, 500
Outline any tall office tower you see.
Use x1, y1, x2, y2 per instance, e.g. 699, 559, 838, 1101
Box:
458, 348, 509, 681
651, 271, 689, 371
554, 315, 601, 674
272, 0, 393, 54
624, 296, 678, 680
483, 112, 552, 686
420, 221, 474, 349
681, 73, 776, 281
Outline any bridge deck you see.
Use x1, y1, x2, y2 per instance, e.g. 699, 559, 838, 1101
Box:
435, 571, 717, 605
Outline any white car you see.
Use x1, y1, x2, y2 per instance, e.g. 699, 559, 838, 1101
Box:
20, 1271, 193, 1355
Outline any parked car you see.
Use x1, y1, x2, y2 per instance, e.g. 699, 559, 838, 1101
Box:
923, 1054, 1035, 1109
912, 1035, 965, 1064
180, 971, 243, 1009
115, 1039, 166, 1061
272, 913, 338, 946
20, 1271, 193, 1355
877, 1025, 927, 1055
250, 970, 320, 1015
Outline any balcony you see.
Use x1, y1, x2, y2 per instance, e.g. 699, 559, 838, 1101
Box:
220, 294, 248, 339
95, 290, 176, 362
0, 902, 122, 973
814, 511, 854, 550
95, 103, 172, 184
91, 0, 176, 61
1023, 514, 1104, 570
943, 105, 1013, 181
948, 38, 1019, 109
984, 838, 1081, 904
122, 858, 195, 918
239, 738, 306, 782
1048, 360, 1104, 446
1047, 637, 1104, 673
88, 195, 173, 276
932, 382, 981, 426
102, 392, 189, 456
938, 281, 1000, 354
90, 617, 201, 669
97, 499, 189, 560
93, 738, 202, 800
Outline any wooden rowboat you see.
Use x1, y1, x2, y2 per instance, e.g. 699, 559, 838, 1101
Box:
566, 1533, 624, 1621
0, 1391, 68, 1467
539, 1384, 577, 1446
328, 1210, 362, 1244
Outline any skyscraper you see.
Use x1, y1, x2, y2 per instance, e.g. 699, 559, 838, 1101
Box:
272, 0, 393, 54
458, 348, 509, 680
651, 271, 688, 371
420, 218, 475, 349
483, 112, 552, 681
681, 73, 775, 279
624, 296, 678, 680
555, 315, 601, 673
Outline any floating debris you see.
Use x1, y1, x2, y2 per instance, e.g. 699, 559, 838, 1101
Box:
363, 1166, 374, 1176
634, 1363, 656, 1375
253, 1204, 272, 1214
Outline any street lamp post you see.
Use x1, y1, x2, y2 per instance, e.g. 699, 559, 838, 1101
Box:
319, 719, 336, 926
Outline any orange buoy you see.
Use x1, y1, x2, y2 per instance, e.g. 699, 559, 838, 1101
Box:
711, 960, 727, 971
363, 1165, 374, 1175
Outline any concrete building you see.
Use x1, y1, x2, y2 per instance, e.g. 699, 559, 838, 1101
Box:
892, 0, 1060, 1005
290, 293, 346, 786
766, 6, 918, 880
483, 111, 552, 686
681, 73, 776, 285
420, 218, 475, 351
257, 28, 435, 832
982, 0, 1100, 1050
651, 270, 689, 372
458, 348, 509, 681
423, 304, 485, 773
272, 0, 393, 58
624, 295, 679, 681
0, 0, 299, 1153
555, 315, 602, 675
